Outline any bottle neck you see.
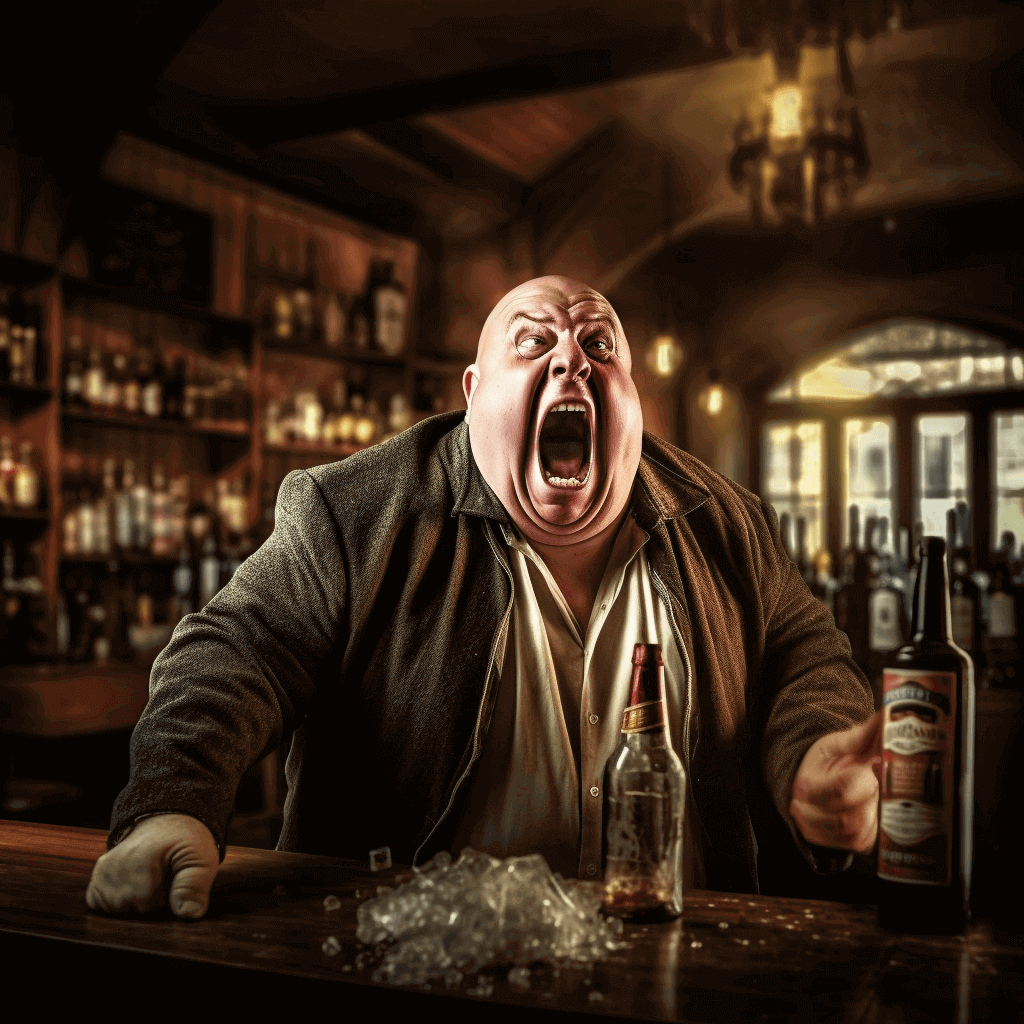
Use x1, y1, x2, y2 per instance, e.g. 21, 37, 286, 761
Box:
911, 548, 953, 644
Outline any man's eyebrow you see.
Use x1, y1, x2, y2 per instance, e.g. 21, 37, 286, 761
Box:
505, 311, 557, 331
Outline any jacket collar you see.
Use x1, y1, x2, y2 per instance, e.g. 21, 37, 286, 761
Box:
440, 417, 711, 530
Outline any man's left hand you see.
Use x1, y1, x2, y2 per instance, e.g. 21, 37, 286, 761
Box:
790, 711, 883, 852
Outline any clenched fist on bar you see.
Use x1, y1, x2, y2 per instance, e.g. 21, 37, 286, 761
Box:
86, 814, 218, 919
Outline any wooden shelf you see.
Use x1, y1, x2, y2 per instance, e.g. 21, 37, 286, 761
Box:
61, 277, 253, 352
262, 440, 368, 459
259, 336, 405, 369
59, 553, 179, 567
61, 406, 251, 440
0, 382, 54, 417
0, 507, 49, 524
0, 251, 57, 288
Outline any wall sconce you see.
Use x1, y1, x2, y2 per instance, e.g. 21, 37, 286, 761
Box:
729, 33, 869, 229
647, 333, 685, 378
698, 382, 725, 416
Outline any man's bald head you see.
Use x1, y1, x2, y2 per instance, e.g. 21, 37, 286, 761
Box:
463, 276, 643, 546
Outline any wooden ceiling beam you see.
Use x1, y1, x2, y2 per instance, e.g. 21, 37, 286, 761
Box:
201, 35, 719, 150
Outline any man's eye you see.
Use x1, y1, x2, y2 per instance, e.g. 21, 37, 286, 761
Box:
516, 335, 547, 356
585, 334, 612, 355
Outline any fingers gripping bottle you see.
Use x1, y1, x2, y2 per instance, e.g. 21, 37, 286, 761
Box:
602, 643, 685, 922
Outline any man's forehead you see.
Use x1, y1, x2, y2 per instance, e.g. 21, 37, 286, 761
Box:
493, 285, 615, 326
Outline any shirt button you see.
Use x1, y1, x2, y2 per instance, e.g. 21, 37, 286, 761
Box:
601, 603, 607, 610
590, 786, 600, 797
588, 713, 599, 725
585, 864, 598, 877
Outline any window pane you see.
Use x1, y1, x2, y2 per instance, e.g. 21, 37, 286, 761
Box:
762, 420, 825, 556
992, 412, 1024, 552
843, 417, 895, 550
766, 321, 1022, 402
914, 413, 970, 538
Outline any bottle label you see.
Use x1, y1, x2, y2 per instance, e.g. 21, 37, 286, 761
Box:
621, 700, 666, 734
878, 668, 956, 886
950, 594, 974, 651
989, 592, 1016, 639
869, 590, 902, 651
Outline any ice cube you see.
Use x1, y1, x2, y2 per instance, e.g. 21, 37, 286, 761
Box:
323, 895, 341, 911
370, 846, 392, 872
351, 847, 627, 985
508, 966, 531, 988
322, 936, 341, 956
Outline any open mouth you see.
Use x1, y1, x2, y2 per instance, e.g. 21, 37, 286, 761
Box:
538, 402, 592, 488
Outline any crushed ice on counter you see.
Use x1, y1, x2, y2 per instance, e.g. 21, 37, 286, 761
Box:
356, 848, 627, 987
370, 846, 392, 872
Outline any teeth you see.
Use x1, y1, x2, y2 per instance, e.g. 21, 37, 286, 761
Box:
543, 469, 590, 487
551, 402, 587, 413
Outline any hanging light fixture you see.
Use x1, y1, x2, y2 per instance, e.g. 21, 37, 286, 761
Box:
698, 370, 725, 416
647, 149, 685, 379
728, 25, 870, 228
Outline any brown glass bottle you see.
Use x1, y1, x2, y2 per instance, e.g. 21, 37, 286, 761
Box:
602, 643, 685, 922
877, 537, 975, 934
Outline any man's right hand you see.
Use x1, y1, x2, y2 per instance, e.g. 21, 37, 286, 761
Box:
86, 813, 219, 919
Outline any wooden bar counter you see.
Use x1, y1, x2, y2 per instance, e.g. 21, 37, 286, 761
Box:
1, 822, 1021, 1021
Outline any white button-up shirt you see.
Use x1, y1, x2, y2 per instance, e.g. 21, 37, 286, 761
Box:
450, 513, 705, 889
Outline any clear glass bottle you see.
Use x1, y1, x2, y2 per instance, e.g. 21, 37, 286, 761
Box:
878, 536, 975, 933
602, 643, 686, 922
115, 459, 136, 553
132, 462, 152, 552
372, 259, 407, 356
0, 433, 15, 506
13, 440, 41, 509
61, 490, 80, 556
150, 463, 172, 557
84, 344, 106, 409
63, 332, 85, 408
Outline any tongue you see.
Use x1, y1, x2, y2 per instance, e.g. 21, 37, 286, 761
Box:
544, 440, 586, 480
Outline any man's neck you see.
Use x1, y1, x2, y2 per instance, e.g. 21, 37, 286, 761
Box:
529, 509, 629, 631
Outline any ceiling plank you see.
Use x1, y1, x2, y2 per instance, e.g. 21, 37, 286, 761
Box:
201, 33, 718, 149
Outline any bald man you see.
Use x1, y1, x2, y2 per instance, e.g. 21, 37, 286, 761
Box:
87, 277, 878, 920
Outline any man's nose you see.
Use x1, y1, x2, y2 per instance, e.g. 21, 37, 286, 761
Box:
550, 336, 591, 380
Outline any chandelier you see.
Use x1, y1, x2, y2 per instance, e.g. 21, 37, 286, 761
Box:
728, 33, 870, 229
700, 0, 899, 229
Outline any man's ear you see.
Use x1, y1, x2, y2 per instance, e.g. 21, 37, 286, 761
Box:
463, 364, 479, 424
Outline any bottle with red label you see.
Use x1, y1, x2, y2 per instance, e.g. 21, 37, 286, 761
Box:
877, 536, 975, 933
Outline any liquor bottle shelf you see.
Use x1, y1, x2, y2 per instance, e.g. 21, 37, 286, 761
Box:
61, 406, 252, 440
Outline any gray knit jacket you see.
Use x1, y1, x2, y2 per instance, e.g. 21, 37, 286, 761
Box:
108, 413, 873, 892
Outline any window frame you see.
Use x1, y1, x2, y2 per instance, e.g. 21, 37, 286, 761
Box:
753, 389, 1024, 574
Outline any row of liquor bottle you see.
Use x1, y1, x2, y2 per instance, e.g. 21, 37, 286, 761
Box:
2, 523, 259, 666
60, 458, 249, 560
783, 503, 1024, 694
0, 431, 43, 510
264, 378, 414, 449
62, 331, 252, 427
257, 255, 408, 356
0, 286, 45, 386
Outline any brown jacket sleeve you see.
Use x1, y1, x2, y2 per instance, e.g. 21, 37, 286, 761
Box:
758, 497, 875, 873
